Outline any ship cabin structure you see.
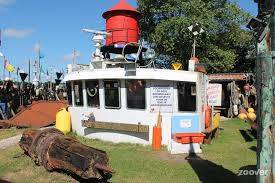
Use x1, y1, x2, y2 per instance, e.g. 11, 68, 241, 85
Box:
63, 0, 208, 154
64, 64, 208, 154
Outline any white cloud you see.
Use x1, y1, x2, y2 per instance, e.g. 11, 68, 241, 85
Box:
33, 43, 40, 52
0, 0, 15, 6
63, 51, 80, 61
3, 28, 35, 38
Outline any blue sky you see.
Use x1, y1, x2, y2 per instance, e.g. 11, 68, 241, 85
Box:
238, 0, 257, 15
0, 0, 257, 80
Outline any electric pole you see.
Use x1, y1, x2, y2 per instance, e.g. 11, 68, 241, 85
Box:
28, 59, 31, 83
38, 47, 41, 83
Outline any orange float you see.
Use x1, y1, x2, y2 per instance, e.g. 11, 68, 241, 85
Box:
152, 112, 162, 150
152, 126, 162, 150
205, 105, 211, 128
174, 133, 205, 144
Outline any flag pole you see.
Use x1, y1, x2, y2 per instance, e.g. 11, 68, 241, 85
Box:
3, 56, 5, 80
16, 67, 19, 82
28, 59, 31, 83
73, 49, 76, 65
0, 29, 3, 81
38, 48, 41, 83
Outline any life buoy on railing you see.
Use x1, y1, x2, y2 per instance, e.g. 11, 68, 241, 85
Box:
87, 87, 98, 97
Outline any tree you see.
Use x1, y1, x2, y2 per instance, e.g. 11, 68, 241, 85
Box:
137, 0, 255, 73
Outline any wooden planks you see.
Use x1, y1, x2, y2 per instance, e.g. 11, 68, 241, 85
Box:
82, 120, 149, 133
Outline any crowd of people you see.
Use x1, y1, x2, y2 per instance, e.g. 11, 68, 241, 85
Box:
0, 78, 67, 119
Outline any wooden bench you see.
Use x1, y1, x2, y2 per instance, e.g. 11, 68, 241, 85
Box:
82, 120, 149, 133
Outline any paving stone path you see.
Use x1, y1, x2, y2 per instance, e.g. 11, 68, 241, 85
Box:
0, 134, 22, 149
0, 126, 53, 150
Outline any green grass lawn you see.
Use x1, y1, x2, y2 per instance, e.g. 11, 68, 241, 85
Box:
0, 128, 26, 141
0, 118, 257, 183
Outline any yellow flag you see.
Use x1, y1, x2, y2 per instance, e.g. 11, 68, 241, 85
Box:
172, 63, 182, 70
6, 63, 15, 72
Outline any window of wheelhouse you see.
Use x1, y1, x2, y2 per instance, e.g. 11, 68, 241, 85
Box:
73, 81, 83, 106
126, 80, 146, 109
104, 80, 120, 109
66, 81, 72, 105
86, 80, 100, 108
177, 82, 197, 111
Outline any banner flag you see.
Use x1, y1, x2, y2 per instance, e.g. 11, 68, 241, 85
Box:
4, 57, 7, 67
39, 53, 45, 59
6, 63, 15, 72
40, 65, 46, 74
4, 58, 15, 72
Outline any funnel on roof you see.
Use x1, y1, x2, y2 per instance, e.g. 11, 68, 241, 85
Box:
102, 0, 140, 19
101, 0, 143, 54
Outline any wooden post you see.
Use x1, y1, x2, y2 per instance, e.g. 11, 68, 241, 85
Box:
269, 12, 275, 183
256, 12, 274, 183
256, 53, 273, 183
253, 2, 275, 182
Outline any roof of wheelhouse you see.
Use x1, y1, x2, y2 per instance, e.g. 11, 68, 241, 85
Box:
64, 68, 201, 83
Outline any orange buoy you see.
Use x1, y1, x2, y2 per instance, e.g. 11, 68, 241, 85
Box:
152, 112, 162, 150
152, 126, 162, 150
205, 106, 211, 128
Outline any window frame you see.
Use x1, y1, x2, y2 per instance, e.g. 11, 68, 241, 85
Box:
85, 80, 100, 108
73, 80, 84, 107
177, 81, 197, 112
103, 80, 121, 109
66, 81, 73, 106
125, 79, 147, 110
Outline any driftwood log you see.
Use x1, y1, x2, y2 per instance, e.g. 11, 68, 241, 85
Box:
19, 128, 113, 180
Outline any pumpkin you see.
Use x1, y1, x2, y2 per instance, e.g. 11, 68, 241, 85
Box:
238, 113, 247, 120
247, 112, 256, 121
248, 108, 255, 113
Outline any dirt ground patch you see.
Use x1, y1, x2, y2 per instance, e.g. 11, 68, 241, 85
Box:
148, 150, 188, 163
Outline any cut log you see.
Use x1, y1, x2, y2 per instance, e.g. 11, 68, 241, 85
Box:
19, 128, 113, 180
